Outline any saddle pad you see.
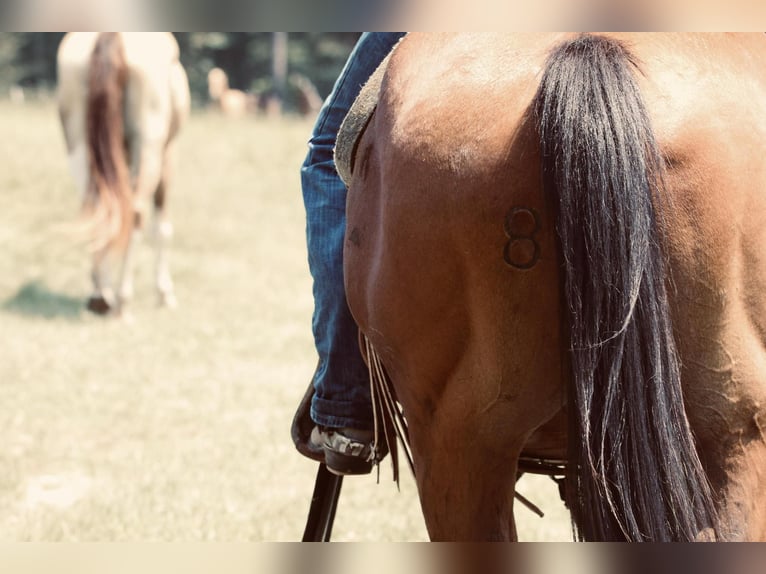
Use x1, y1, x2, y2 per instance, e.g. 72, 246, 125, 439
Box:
334, 42, 400, 187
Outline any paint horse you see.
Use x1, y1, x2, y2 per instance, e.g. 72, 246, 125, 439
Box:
57, 32, 190, 315
207, 67, 257, 117
340, 33, 766, 541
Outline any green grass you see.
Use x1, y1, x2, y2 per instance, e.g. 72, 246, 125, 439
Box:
0, 101, 571, 541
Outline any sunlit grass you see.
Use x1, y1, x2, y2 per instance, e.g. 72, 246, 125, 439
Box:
0, 101, 571, 541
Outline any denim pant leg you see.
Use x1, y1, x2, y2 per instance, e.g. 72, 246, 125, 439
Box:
302, 32, 406, 431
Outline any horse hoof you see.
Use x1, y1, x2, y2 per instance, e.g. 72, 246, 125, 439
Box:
116, 309, 135, 324
86, 295, 112, 315
158, 292, 177, 309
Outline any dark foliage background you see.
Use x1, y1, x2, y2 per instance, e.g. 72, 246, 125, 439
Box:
0, 32, 361, 111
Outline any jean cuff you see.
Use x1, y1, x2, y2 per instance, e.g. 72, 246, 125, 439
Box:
311, 395, 374, 431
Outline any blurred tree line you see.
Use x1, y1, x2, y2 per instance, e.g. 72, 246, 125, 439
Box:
0, 32, 361, 111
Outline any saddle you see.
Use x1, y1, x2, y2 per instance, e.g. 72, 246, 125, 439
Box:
290, 375, 323, 463
334, 48, 396, 189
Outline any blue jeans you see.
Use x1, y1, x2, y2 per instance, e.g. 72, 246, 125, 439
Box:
302, 32, 406, 430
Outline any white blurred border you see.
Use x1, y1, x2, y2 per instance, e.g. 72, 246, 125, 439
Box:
5, 0, 766, 31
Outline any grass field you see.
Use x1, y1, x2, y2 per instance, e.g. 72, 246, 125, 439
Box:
0, 101, 572, 541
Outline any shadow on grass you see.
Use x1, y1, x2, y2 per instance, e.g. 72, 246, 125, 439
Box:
3, 280, 84, 320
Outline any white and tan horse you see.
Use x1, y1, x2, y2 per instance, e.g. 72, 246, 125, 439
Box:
207, 67, 256, 117
57, 32, 190, 315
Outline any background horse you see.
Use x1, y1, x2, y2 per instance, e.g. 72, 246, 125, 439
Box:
57, 32, 190, 315
343, 33, 766, 541
207, 67, 257, 117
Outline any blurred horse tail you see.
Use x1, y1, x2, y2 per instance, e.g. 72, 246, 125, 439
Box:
84, 32, 131, 252
57, 33, 190, 316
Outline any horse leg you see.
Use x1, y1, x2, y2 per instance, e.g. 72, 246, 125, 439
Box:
376, 346, 563, 541
419, 455, 522, 541
676, 326, 766, 540
151, 59, 190, 308
60, 93, 108, 312
115, 134, 165, 313
151, 143, 177, 308
87, 247, 116, 314
114, 137, 143, 316
70, 138, 117, 315
411, 404, 529, 541
114, 219, 141, 316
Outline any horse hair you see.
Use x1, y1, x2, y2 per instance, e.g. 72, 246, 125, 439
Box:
85, 32, 132, 250
534, 34, 720, 541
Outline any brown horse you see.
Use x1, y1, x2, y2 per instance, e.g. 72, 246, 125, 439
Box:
57, 32, 190, 315
341, 33, 766, 541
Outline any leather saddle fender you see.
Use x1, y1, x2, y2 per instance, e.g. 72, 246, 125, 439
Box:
334, 49, 396, 188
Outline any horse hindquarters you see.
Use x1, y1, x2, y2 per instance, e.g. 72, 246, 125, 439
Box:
344, 34, 566, 541
346, 126, 556, 539
58, 33, 187, 314
344, 32, 760, 542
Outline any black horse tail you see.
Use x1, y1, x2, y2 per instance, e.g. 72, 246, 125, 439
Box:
85, 32, 132, 250
534, 34, 720, 541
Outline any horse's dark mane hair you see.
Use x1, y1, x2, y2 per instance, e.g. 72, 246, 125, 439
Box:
534, 34, 720, 541
86, 32, 132, 249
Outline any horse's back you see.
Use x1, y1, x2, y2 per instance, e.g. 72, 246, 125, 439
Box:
345, 33, 766, 540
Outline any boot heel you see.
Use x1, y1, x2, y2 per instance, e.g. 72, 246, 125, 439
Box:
325, 450, 374, 475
